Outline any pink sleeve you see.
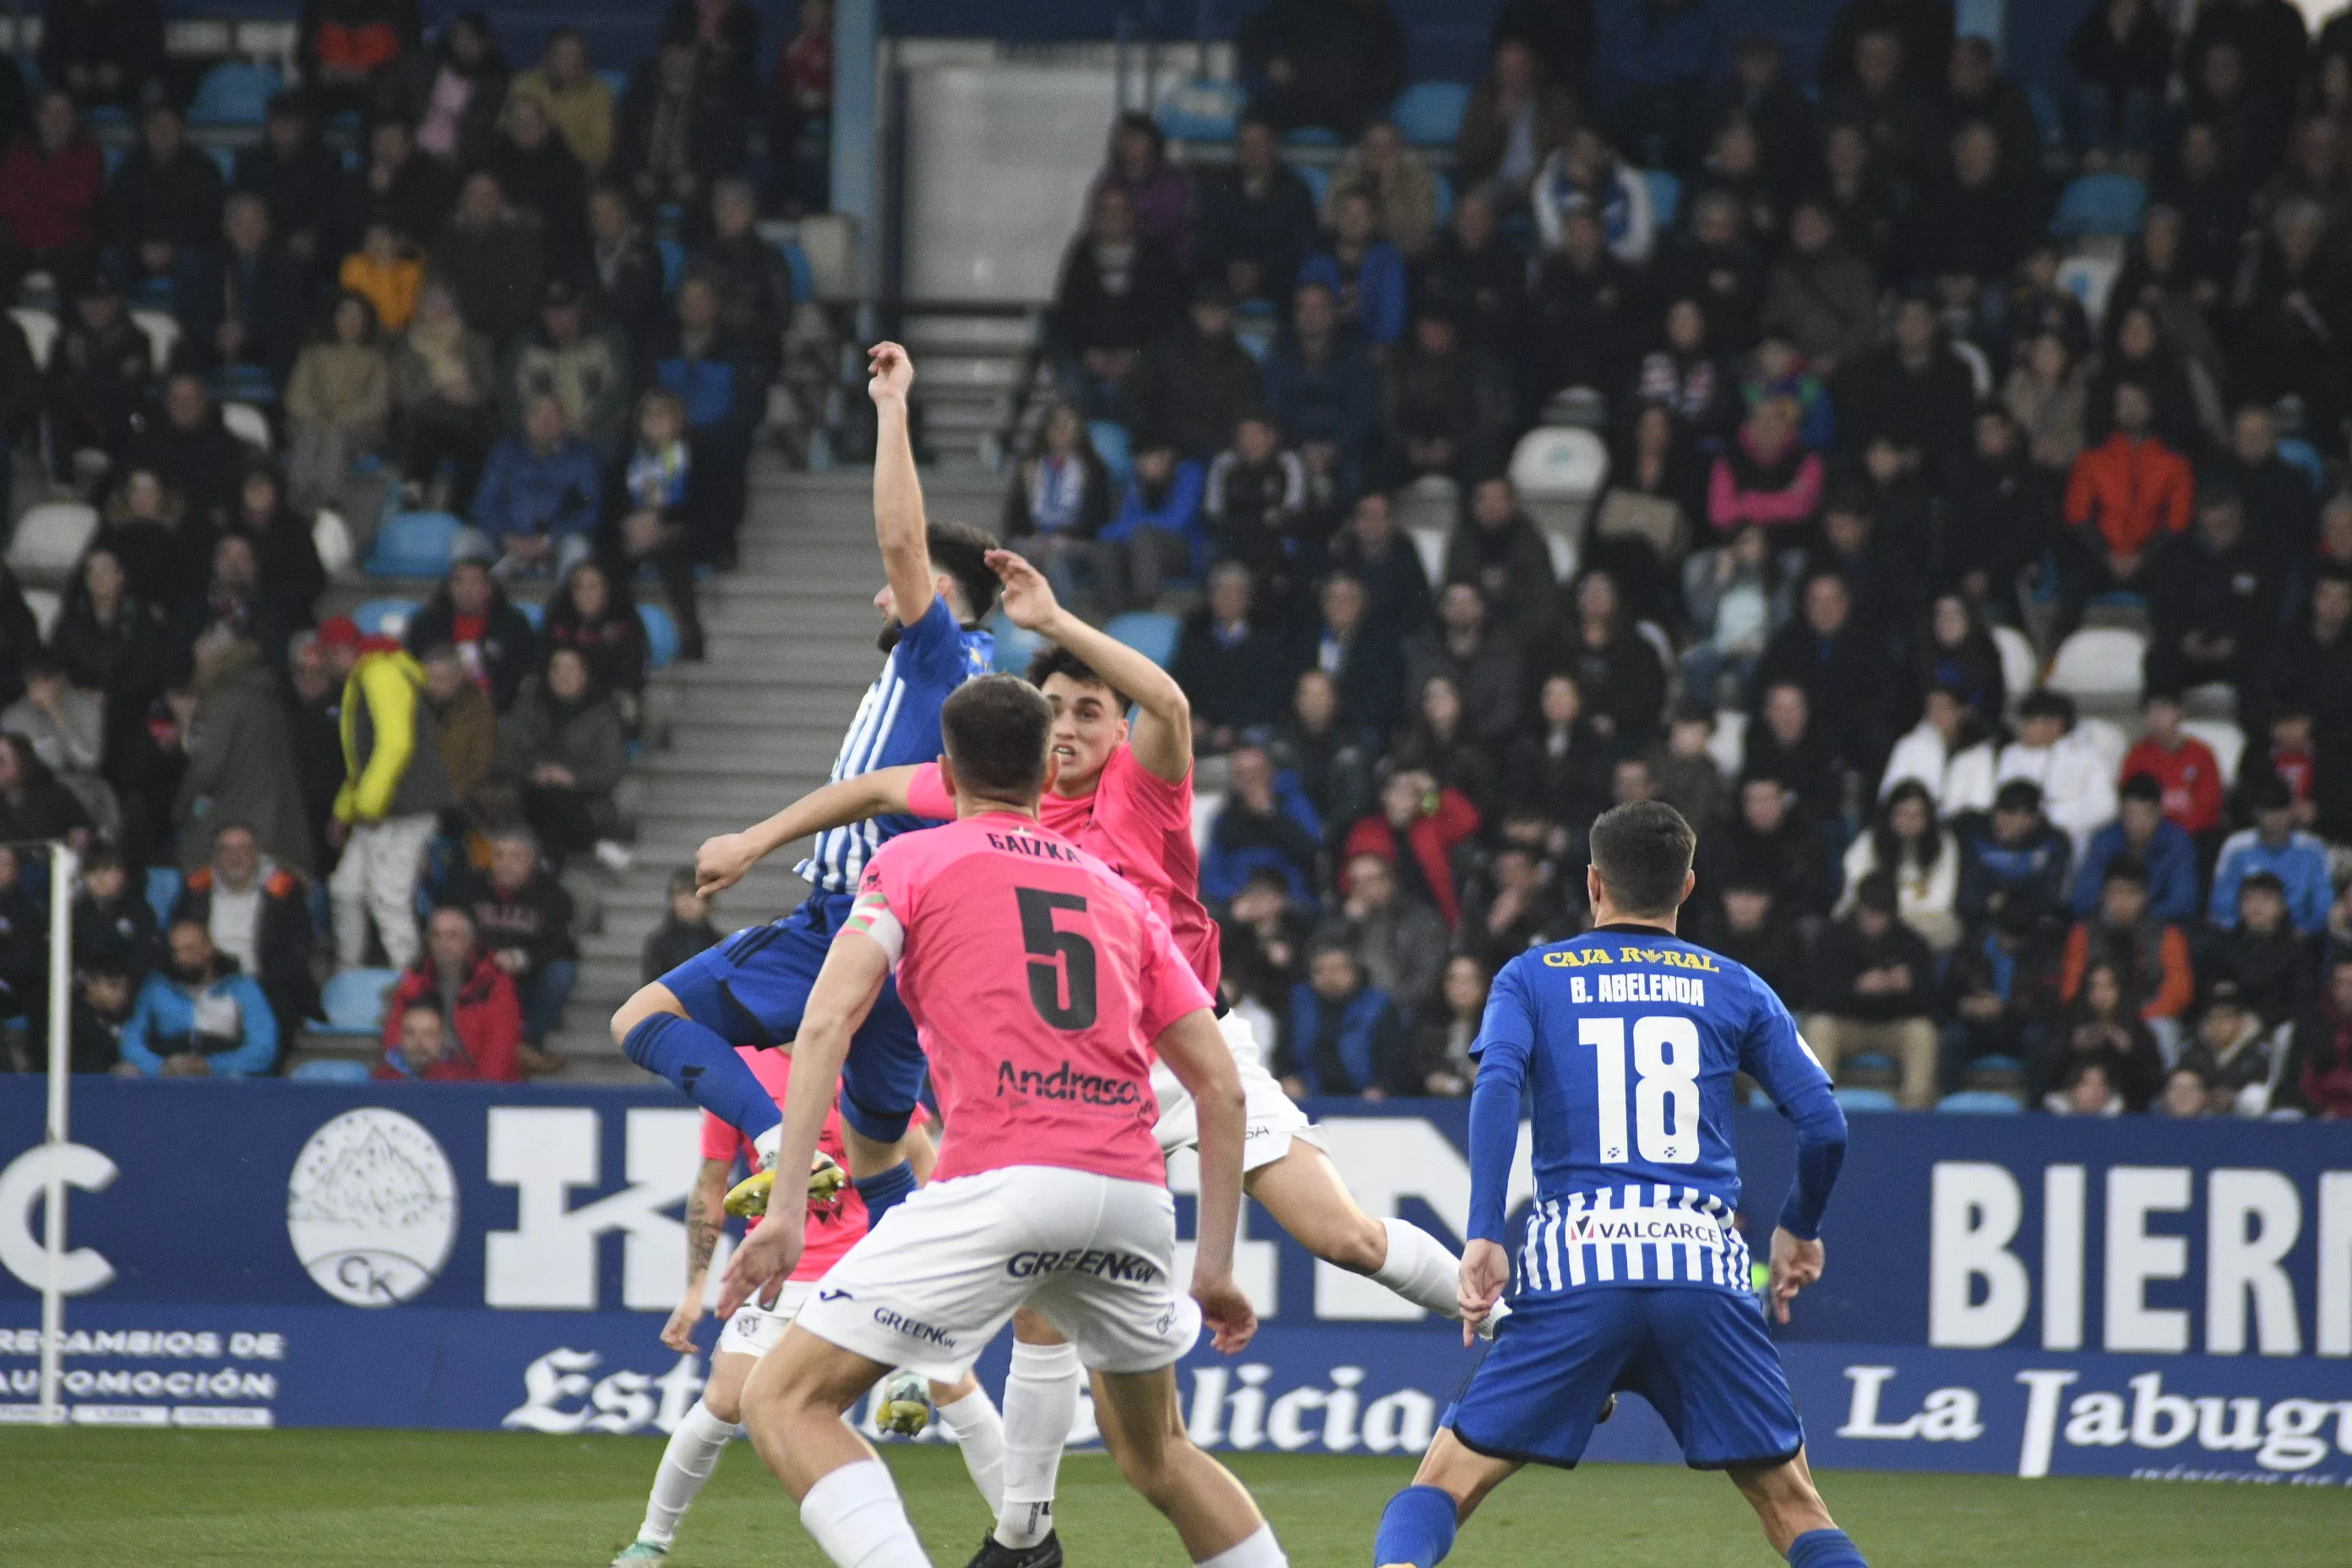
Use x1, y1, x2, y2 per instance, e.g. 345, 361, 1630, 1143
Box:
1138, 906, 1216, 1042
1706, 456, 1740, 529
699, 1109, 738, 1160
905, 762, 955, 821
1106, 747, 1192, 827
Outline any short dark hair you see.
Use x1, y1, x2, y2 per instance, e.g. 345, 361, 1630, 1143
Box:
940, 675, 1054, 799
1854, 870, 1898, 915
2102, 853, 2148, 889
1994, 779, 2044, 814
2017, 689, 2075, 725
927, 520, 1002, 623
1026, 643, 1130, 709
2120, 771, 2164, 805
2246, 774, 2293, 812
1587, 801, 1696, 917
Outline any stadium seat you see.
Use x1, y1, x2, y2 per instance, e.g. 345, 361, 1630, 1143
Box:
189, 61, 280, 128
1937, 1091, 2024, 1113
366, 511, 463, 577
2275, 436, 2324, 493
1950, 338, 1993, 399
23, 587, 59, 640
2050, 172, 2147, 237
1282, 125, 1342, 149
351, 598, 418, 639
985, 609, 1046, 673
1705, 708, 1746, 779
1156, 77, 1244, 143
1298, 165, 1330, 208
221, 401, 272, 451
2025, 84, 2064, 152
1642, 168, 1681, 231
515, 600, 544, 630
1990, 623, 2039, 708
1539, 384, 1608, 429
144, 865, 182, 927
313, 509, 355, 578
1833, 1087, 1900, 1113
5, 501, 100, 585
777, 240, 816, 305
1431, 169, 1453, 228
2056, 253, 2121, 327
9, 305, 56, 368
1104, 610, 1180, 668
656, 237, 684, 296
2045, 626, 2145, 700
596, 68, 631, 98
2076, 716, 2130, 777
1088, 420, 1133, 487
1390, 81, 1471, 148
291, 1059, 373, 1083
1190, 788, 1222, 855
1508, 426, 1609, 536
131, 308, 181, 371
316, 967, 400, 1037
2182, 717, 2246, 788
639, 602, 680, 668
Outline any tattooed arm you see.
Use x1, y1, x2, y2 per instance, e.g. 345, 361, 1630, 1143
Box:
662, 1157, 735, 1353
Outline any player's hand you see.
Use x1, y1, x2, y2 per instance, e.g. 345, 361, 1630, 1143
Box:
984, 548, 1063, 632
661, 1296, 705, 1353
1193, 1273, 1257, 1354
867, 341, 914, 402
716, 1214, 803, 1316
1458, 1239, 1511, 1346
1767, 1228, 1824, 1325
696, 830, 760, 896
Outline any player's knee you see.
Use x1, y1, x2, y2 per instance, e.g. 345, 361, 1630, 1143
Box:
1319, 1212, 1390, 1276
1104, 1429, 1188, 1508
610, 986, 669, 1051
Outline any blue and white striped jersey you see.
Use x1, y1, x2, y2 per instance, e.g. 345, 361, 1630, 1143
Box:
794, 595, 993, 898
1467, 923, 1836, 1300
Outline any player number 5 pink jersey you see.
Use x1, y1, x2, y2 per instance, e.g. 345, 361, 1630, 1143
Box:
847, 812, 1213, 1186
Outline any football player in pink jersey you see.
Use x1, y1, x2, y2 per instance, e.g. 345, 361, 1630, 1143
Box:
717, 676, 1288, 1568
699, 549, 1471, 1567
608, 1050, 1007, 1565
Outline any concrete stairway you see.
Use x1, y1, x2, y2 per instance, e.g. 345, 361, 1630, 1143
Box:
550, 455, 1007, 1078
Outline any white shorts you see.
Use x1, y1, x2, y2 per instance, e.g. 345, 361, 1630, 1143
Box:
715, 1277, 812, 1359
793, 1166, 1200, 1383
1151, 1011, 1320, 1174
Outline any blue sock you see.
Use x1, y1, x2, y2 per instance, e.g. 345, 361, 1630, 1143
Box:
1371, 1485, 1457, 1567
1788, 1527, 1866, 1567
852, 1162, 916, 1225
622, 1015, 781, 1139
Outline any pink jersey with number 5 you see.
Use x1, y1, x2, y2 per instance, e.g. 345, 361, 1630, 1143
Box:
847, 812, 1212, 1185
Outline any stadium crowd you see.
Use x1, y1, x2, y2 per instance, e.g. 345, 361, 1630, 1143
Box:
0, 0, 836, 1081
1005, 0, 2352, 1121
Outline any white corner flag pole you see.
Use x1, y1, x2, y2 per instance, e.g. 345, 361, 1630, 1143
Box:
39, 841, 77, 1425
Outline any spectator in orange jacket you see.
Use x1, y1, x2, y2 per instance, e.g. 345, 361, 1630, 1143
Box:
374, 904, 523, 1081
1341, 766, 1480, 928
2063, 379, 2193, 599
2061, 853, 2195, 1059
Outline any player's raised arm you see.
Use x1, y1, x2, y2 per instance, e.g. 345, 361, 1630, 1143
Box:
695, 765, 923, 896
1151, 1005, 1254, 1352
1459, 959, 1537, 1343
987, 547, 1194, 781
1744, 991, 1849, 1323
868, 342, 939, 628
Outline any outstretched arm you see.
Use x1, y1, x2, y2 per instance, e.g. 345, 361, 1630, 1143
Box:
988, 547, 1194, 782
868, 342, 938, 628
695, 765, 922, 896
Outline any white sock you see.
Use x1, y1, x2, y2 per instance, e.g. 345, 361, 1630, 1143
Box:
1195, 1522, 1288, 1568
753, 1124, 781, 1173
936, 1386, 1007, 1515
799, 1458, 934, 1568
638, 1398, 737, 1547
1371, 1218, 1464, 1320
993, 1340, 1082, 1549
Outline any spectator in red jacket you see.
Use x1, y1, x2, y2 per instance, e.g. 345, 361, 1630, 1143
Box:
2063, 379, 2193, 601
374, 904, 522, 1081
1341, 766, 1480, 928
0, 90, 105, 291
2118, 689, 2225, 838
2290, 955, 2352, 1119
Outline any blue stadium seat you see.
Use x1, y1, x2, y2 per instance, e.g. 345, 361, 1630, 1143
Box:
316, 967, 400, 1037
1298, 164, 1330, 209
639, 602, 680, 668
656, 237, 685, 296
1156, 77, 1244, 143
2051, 172, 2147, 237
2277, 436, 2324, 493
291, 1059, 373, 1083
1938, 1091, 2025, 1114
1088, 420, 1134, 487
987, 611, 1046, 673
351, 598, 420, 640
1390, 81, 1471, 148
144, 865, 182, 927
189, 61, 282, 128
366, 510, 463, 577
777, 240, 815, 304
1642, 168, 1682, 231
1970, 1054, 2024, 1076
205, 146, 237, 183
596, 68, 631, 98
1843, 1051, 1895, 1076
1832, 1087, 1900, 1113
2024, 84, 2064, 152
1432, 170, 1454, 228
1104, 610, 1181, 668
1282, 126, 1343, 149
516, 600, 545, 630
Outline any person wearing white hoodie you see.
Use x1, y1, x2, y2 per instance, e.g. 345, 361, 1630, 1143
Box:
1880, 683, 1997, 819
1996, 690, 2117, 861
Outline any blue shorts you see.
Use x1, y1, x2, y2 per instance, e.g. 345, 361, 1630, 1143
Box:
1447, 1288, 1805, 1471
660, 894, 927, 1144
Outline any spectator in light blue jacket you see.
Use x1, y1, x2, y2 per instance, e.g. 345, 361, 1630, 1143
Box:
1097, 433, 1204, 612
1297, 187, 1407, 346
1280, 943, 1413, 1098
118, 920, 278, 1077
464, 391, 602, 579
2210, 776, 2334, 934
2072, 774, 2201, 925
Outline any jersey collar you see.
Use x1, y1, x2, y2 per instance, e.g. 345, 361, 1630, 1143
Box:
1592, 921, 1680, 938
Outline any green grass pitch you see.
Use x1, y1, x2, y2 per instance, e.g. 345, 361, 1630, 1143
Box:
3, 1428, 2347, 1565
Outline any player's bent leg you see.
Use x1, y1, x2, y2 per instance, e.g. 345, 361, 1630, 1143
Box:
742, 1326, 936, 1568
1372, 1430, 1520, 1568
612, 980, 784, 1147
1092, 1365, 1285, 1568
1729, 1450, 1865, 1565
978, 1308, 1082, 1562
616, 1351, 757, 1561
1245, 1142, 1463, 1320
929, 1370, 1008, 1517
